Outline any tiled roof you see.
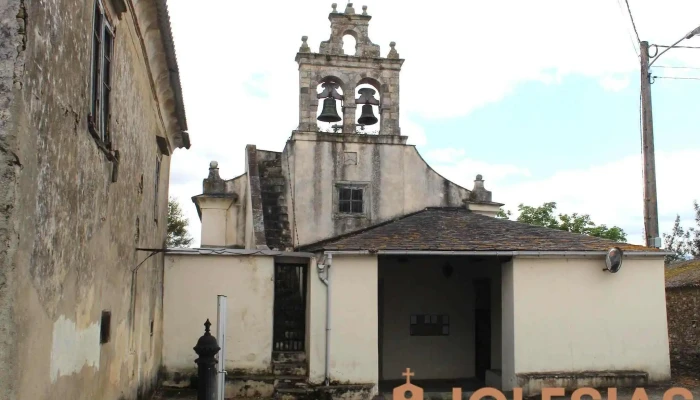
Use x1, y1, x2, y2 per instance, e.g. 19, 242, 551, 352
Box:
300, 207, 659, 253
665, 259, 700, 288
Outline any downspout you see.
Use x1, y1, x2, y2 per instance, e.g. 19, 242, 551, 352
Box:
317, 253, 332, 386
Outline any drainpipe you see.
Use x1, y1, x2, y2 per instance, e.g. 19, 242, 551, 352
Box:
317, 253, 332, 386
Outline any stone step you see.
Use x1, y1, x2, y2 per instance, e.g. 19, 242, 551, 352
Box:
273, 351, 306, 363
264, 205, 288, 215
261, 176, 286, 186
261, 185, 284, 194
274, 388, 314, 400
272, 361, 307, 377
262, 166, 283, 176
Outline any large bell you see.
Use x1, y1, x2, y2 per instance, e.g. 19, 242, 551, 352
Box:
357, 104, 378, 126
318, 98, 341, 123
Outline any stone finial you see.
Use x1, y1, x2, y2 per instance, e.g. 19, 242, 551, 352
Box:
387, 41, 399, 59
331, 3, 337, 12
345, 2, 355, 14
203, 161, 225, 194
299, 36, 310, 52
469, 174, 493, 203
362, 5, 368, 15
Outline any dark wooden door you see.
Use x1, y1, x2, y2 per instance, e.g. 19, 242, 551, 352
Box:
473, 278, 491, 381
273, 264, 307, 351
474, 309, 491, 381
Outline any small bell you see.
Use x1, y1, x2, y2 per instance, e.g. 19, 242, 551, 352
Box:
318, 98, 342, 123
357, 104, 378, 126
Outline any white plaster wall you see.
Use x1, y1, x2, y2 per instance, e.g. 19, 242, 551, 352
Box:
511, 257, 671, 381
308, 255, 378, 385
380, 257, 501, 380
290, 136, 471, 247
501, 260, 516, 390
163, 254, 275, 373
201, 207, 227, 247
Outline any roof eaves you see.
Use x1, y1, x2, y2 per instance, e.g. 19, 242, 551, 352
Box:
155, 0, 189, 147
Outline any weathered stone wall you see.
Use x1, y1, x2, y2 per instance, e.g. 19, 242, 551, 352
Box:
0, 0, 182, 399
284, 132, 471, 247
666, 286, 700, 373
0, 2, 25, 399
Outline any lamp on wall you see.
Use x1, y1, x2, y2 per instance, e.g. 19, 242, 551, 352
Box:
442, 262, 453, 279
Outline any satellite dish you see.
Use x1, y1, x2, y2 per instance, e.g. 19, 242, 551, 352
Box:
604, 247, 623, 273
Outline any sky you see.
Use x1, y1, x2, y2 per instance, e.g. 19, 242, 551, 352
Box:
166, 0, 700, 248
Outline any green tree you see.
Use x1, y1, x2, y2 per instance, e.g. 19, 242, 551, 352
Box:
690, 200, 700, 259
663, 214, 691, 265
499, 201, 627, 242
167, 197, 193, 248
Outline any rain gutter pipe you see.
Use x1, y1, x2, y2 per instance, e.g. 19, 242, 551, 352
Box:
317, 253, 332, 386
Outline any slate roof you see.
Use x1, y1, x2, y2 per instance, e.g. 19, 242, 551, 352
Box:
665, 259, 700, 288
300, 207, 659, 253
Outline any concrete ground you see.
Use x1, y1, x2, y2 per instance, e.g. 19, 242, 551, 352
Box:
150, 373, 700, 400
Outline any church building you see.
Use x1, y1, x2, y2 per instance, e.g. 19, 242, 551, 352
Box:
161, 4, 672, 399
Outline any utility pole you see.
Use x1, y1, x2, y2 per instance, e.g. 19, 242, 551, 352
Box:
640, 41, 660, 248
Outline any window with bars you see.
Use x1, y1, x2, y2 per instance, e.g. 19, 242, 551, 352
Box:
338, 187, 363, 213
89, 0, 114, 146
410, 314, 449, 336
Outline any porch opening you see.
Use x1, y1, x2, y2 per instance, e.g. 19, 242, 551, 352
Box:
273, 263, 308, 351
378, 255, 507, 394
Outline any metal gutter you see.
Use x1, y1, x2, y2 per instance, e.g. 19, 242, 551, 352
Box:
323, 250, 671, 257
317, 253, 332, 386
164, 248, 316, 258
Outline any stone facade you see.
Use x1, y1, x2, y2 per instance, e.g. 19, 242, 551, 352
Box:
295, 4, 403, 135
0, 0, 189, 399
666, 286, 700, 373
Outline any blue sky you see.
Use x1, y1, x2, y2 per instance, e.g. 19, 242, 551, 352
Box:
166, 0, 700, 247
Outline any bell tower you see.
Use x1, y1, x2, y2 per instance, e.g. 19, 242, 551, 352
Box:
295, 3, 404, 135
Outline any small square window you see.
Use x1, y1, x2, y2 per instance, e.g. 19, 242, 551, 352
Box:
410, 314, 449, 336
338, 187, 364, 214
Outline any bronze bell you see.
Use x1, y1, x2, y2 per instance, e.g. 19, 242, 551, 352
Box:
318, 98, 341, 123
357, 104, 378, 126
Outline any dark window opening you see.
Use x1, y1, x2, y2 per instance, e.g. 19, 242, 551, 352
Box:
100, 310, 112, 344
339, 187, 363, 213
89, 0, 114, 146
410, 314, 449, 336
154, 156, 161, 222
150, 320, 154, 336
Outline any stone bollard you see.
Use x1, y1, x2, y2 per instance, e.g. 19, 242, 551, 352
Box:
194, 319, 221, 400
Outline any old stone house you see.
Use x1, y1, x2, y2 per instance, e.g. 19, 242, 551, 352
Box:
161, 3, 672, 400
0, 1, 189, 400
665, 260, 700, 374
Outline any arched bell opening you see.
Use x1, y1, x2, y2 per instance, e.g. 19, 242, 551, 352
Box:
342, 33, 358, 56
355, 80, 381, 134
316, 78, 345, 133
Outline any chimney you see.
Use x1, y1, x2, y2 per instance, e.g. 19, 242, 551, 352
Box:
463, 174, 503, 218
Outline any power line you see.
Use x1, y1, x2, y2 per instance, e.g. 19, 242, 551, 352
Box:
623, 0, 641, 44
653, 65, 700, 70
615, 0, 640, 56
652, 75, 700, 81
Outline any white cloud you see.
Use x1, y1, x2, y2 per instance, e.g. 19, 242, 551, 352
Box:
429, 148, 700, 246
600, 75, 631, 92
